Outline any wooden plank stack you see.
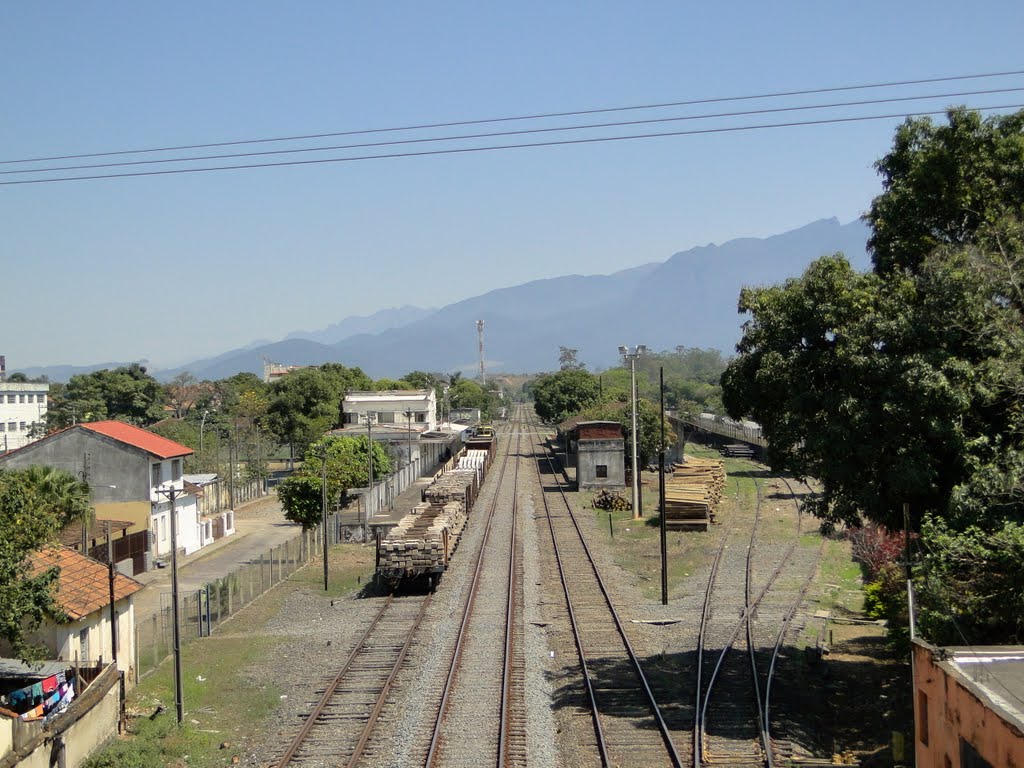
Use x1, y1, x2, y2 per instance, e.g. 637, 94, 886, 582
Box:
423, 468, 480, 509
378, 501, 467, 572
662, 456, 726, 531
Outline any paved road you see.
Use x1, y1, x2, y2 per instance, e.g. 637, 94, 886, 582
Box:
131, 496, 303, 620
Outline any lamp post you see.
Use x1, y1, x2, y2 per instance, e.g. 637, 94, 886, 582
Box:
199, 410, 209, 469
404, 408, 414, 465
320, 447, 329, 591
618, 344, 647, 519
366, 411, 376, 519
154, 484, 185, 725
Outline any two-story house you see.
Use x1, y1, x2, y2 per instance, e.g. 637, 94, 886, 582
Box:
0, 421, 202, 571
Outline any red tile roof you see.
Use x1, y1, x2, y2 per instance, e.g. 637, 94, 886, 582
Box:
30, 546, 143, 621
81, 421, 193, 459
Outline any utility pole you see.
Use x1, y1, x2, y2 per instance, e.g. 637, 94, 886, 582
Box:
154, 485, 185, 725
618, 345, 646, 519
404, 408, 414, 465
106, 526, 117, 664
366, 412, 375, 519
477, 320, 486, 384
659, 367, 668, 606
321, 448, 329, 591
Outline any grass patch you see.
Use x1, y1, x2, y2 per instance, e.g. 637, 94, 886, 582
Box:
85, 543, 374, 768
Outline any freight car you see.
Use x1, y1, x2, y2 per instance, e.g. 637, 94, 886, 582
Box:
376, 433, 495, 589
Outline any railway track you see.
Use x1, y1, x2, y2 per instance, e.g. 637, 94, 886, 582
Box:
526, 414, 684, 768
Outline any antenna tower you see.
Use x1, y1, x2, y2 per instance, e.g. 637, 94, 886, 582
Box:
477, 320, 486, 384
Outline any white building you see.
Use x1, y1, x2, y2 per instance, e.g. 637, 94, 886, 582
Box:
0, 381, 49, 452
342, 390, 438, 433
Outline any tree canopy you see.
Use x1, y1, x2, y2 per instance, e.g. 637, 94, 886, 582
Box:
0, 468, 74, 662
46, 364, 165, 429
720, 107, 1024, 643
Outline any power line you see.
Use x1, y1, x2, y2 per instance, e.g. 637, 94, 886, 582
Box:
3, 103, 1022, 187
7, 85, 1022, 177
3, 68, 1024, 166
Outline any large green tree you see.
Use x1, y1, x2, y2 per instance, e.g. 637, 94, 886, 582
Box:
721, 107, 1024, 643
531, 369, 601, 424
0, 469, 70, 662
278, 435, 392, 529
47, 364, 165, 429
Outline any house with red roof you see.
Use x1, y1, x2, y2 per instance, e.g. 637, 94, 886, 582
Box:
0, 421, 203, 569
22, 546, 143, 677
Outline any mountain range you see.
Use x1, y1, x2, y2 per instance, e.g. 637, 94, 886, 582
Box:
15, 218, 871, 383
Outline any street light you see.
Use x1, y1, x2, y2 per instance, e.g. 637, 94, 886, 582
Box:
404, 408, 414, 465
366, 411, 376, 519
154, 483, 185, 725
618, 344, 647, 519
199, 410, 209, 469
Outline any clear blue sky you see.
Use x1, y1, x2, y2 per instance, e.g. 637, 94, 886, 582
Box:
3, 2, 1022, 370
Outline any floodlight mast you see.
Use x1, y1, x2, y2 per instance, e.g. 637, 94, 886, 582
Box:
619, 345, 646, 519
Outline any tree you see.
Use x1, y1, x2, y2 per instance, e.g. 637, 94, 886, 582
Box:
47, 364, 165, 429
558, 347, 584, 371
164, 372, 200, 419
868, 108, 1024, 275
0, 469, 69, 662
278, 435, 392, 529
21, 465, 91, 528
723, 109, 1024, 533
532, 369, 601, 424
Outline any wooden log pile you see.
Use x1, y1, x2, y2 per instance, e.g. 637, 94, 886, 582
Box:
378, 500, 467, 571
423, 469, 479, 508
662, 456, 726, 530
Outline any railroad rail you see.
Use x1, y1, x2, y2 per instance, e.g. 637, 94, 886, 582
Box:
527, 413, 684, 768
424, 413, 526, 767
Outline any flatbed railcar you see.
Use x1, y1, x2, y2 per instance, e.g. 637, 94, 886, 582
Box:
376, 437, 494, 590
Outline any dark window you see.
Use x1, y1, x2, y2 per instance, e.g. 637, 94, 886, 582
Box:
918, 690, 929, 746
960, 738, 993, 768
596, 464, 608, 478
171, 459, 182, 481
152, 463, 162, 486
416, 412, 427, 423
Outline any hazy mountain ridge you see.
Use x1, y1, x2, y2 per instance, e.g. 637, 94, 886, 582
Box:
15, 218, 870, 382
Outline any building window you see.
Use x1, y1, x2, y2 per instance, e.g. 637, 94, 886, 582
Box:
171, 459, 182, 481
7, 422, 15, 432
0, 424, 4, 432
18, 394, 25, 403
6, 394, 14, 403
18, 422, 26, 432
596, 464, 608, 478
161, 516, 167, 542
378, 411, 395, 424
26, 394, 33, 403
79, 627, 90, 663
918, 690, 929, 746
416, 412, 426, 423
960, 738, 993, 768
152, 463, 162, 486
38, 395, 45, 406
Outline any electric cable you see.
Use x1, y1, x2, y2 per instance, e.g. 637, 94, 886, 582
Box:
3, 103, 1022, 186
2, 67, 1023, 166
5, 85, 1021, 177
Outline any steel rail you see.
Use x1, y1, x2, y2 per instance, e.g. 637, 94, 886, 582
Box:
498, 411, 523, 767
747, 479, 770, 767
425, 419, 520, 767
527, 413, 684, 768
693, 532, 729, 768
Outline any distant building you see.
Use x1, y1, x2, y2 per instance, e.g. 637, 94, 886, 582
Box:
342, 390, 438, 433
0, 381, 49, 453
263, 360, 308, 384
913, 638, 1024, 767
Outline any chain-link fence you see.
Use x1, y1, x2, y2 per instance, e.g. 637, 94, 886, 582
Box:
134, 517, 331, 682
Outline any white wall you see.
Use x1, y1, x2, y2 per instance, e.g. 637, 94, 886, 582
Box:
0, 382, 49, 451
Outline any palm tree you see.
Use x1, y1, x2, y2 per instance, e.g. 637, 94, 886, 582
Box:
21, 465, 92, 529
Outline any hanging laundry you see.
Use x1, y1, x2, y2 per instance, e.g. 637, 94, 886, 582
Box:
42, 676, 57, 695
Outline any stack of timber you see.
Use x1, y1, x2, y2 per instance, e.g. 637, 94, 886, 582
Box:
663, 456, 726, 531
423, 468, 480, 509
457, 449, 490, 472
378, 501, 468, 577
721, 443, 755, 458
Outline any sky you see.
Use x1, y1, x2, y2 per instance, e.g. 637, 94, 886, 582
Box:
3, 2, 1023, 370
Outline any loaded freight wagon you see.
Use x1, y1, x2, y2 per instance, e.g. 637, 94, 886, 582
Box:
376, 431, 494, 589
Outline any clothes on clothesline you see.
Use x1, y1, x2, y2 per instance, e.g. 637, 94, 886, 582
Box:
0, 670, 75, 721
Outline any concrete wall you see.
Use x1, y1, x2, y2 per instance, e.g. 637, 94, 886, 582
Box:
914, 641, 1024, 767
27, 598, 136, 677
577, 439, 625, 489
0, 664, 119, 768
